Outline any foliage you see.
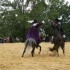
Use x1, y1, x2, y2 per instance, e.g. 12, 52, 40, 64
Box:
0, 0, 70, 41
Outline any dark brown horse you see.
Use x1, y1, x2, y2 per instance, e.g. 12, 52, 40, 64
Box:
49, 19, 65, 56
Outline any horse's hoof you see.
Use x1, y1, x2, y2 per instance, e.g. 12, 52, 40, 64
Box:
22, 55, 24, 57
32, 56, 34, 57
38, 52, 40, 54
32, 54, 34, 57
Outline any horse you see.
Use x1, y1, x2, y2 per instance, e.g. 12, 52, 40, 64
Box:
49, 20, 65, 56
22, 22, 43, 57
39, 28, 46, 41
22, 38, 41, 57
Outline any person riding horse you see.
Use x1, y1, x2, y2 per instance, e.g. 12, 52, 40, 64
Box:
51, 19, 66, 43
49, 18, 65, 56
22, 20, 43, 57
26, 20, 42, 47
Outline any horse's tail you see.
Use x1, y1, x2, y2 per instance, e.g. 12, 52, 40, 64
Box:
25, 38, 37, 47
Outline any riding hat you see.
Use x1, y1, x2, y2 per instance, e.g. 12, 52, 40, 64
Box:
32, 20, 38, 26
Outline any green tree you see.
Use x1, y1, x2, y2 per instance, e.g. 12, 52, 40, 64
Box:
0, 0, 70, 41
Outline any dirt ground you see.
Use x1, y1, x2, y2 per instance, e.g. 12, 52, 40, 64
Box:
0, 42, 70, 70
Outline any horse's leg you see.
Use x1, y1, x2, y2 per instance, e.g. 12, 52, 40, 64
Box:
49, 44, 56, 51
31, 46, 35, 57
52, 44, 59, 56
22, 45, 27, 57
38, 45, 41, 54
56, 48, 59, 56
61, 42, 65, 55
54, 44, 60, 56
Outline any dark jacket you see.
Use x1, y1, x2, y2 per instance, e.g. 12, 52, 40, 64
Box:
26, 23, 42, 45
51, 22, 64, 35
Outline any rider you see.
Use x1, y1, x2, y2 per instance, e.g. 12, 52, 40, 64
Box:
51, 18, 66, 42
26, 20, 43, 47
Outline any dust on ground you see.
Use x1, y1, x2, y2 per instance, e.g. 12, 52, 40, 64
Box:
0, 42, 70, 70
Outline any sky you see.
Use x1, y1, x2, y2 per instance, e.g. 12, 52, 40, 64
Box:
65, 0, 70, 3
65, 0, 70, 4
8, 0, 14, 3
9, 0, 70, 4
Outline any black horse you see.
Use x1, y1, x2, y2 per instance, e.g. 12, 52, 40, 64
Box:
49, 19, 65, 56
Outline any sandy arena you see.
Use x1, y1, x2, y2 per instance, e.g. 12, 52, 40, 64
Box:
0, 42, 70, 70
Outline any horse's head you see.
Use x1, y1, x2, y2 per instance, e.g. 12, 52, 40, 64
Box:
39, 28, 46, 41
